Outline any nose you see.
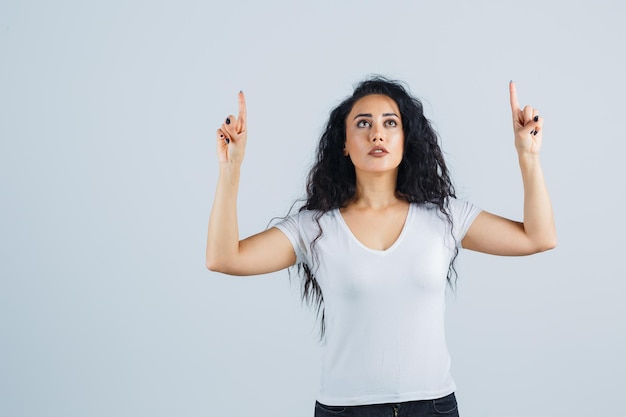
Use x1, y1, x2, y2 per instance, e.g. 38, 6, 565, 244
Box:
370, 125, 384, 142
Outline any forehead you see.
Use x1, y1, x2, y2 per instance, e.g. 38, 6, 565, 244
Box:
349, 94, 400, 115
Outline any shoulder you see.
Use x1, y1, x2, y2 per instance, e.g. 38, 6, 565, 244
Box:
410, 198, 482, 226
284, 208, 331, 223
410, 197, 479, 212
446, 197, 482, 219
273, 208, 336, 232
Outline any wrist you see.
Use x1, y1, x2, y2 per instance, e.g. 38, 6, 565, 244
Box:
219, 160, 243, 175
517, 153, 543, 178
517, 152, 541, 165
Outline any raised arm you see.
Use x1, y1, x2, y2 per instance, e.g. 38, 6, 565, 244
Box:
462, 81, 557, 255
206, 92, 297, 275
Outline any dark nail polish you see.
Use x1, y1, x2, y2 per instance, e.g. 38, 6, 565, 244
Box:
530, 130, 535, 135
226, 118, 231, 125
533, 130, 538, 136
225, 138, 230, 144
533, 115, 539, 122
220, 134, 224, 137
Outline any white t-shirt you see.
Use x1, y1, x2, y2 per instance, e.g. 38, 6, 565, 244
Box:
274, 198, 481, 406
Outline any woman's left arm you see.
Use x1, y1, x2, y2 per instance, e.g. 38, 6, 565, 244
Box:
462, 81, 557, 256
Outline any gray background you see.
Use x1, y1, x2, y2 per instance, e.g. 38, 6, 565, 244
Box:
1, 1, 624, 416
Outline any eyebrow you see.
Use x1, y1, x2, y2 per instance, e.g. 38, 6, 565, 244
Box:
353, 112, 399, 119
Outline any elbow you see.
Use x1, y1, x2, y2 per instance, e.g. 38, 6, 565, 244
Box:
206, 256, 226, 273
206, 259, 218, 272
206, 244, 230, 272
545, 238, 558, 251
206, 256, 239, 274
538, 242, 557, 253
535, 236, 558, 253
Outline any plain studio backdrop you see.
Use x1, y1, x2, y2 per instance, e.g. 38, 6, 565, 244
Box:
1, 1, 625, 416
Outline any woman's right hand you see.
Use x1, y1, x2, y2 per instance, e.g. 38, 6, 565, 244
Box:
216, 91, 247, 165
208, 90, 298, 275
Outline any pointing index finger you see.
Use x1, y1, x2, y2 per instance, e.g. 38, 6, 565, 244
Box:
237, 91, 247, 133
509, 81, 520, 115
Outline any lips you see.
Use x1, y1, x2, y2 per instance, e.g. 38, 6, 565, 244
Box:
368, 145, 388, 156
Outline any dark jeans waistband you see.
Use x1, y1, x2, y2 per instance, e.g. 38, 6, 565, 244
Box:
314, 392, 459, 417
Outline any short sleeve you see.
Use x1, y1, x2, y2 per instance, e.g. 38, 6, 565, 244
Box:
273, 212, 309, 265
448, 198, 482, 248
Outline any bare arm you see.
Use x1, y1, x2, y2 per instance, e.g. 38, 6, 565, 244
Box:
206, 92, 297, 275
462, 81, 557, 255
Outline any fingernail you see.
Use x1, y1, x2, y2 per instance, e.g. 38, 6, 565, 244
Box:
225, 138, 230, 144
239, 90, 243, 94
220, 134, 224, 137
530, 130, 535, 135
226, 117, 231, 125
533, 115, 539, 122
533, 130, 538, 136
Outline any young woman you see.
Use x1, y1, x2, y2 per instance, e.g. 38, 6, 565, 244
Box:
206, 77, 556, 417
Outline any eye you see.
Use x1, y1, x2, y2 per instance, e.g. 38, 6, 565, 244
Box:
356, 120, 371, 128
385, 119, 398, 127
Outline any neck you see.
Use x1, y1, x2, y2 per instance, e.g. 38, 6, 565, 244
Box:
351, 170, 400, 209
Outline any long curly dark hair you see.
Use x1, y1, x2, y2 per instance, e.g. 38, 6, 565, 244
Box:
295, 76, 457, 338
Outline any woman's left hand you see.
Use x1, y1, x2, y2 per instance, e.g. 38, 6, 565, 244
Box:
509, 81, 543, 157
461, 82, 556, 256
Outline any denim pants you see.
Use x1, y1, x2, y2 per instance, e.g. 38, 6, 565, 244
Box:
314, 392, 459, 417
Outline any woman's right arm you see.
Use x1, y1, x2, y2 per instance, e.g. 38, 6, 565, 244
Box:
206, 92, 297, 276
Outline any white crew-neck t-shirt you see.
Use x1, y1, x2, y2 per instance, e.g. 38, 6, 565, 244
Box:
274, 198, 481, 406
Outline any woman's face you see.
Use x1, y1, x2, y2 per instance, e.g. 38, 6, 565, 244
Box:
344, 94, 404, 176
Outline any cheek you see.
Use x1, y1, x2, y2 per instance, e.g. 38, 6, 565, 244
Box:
393, 133, 405, 150
345, 131, 364, 148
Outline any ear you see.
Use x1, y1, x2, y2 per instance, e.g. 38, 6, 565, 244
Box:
343, 146, 349, 156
